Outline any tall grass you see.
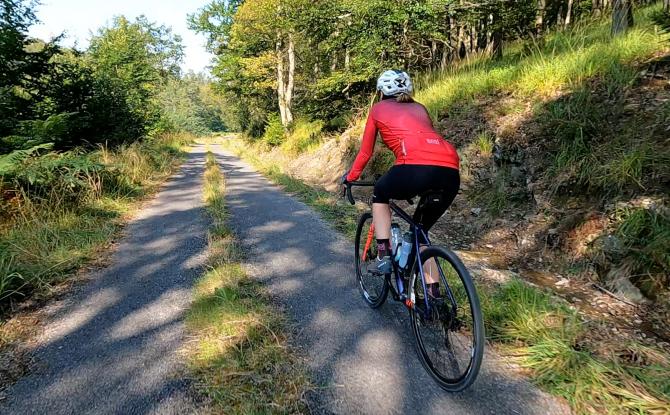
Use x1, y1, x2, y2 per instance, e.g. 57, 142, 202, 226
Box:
0, 133, 192, 306
480, 280, 670, 414
185, 150, 309, 412
415, 6, 667, 119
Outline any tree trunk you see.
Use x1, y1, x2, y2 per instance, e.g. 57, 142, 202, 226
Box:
491, 29, 503, 59
470, 24, 477, 54
276, 35, 287, 126
592, 0, 602, 17
536, 0, 546, 33
612, 0, 634, 36
664, 0, 669, 13
486, 14, 503, 59
284, 33, 295, 125
458, 25, 466, 59
565, 0, 574, 27
440, 42, 449, 70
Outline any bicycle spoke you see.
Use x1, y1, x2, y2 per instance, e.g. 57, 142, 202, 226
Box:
410, 246, 484, 391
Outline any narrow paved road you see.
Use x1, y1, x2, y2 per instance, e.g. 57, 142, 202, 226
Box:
214, 145, 571, 415
1, 145, 210, 414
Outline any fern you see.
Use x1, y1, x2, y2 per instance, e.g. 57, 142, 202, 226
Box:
0, 143, 54, 176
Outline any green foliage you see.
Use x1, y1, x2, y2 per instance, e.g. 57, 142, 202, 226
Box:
0, 143, 53, 175
281, 118, 323, 153
157, 75, 228, 135
1, 2, 222, 155
88, 15, 184, 138
262, 114, 286, 146
0, 133, 191, 304
615, 206, 670, 294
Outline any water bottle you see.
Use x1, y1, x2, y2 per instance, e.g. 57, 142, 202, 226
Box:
390, 224, 401, 256
397, 233, 413, 269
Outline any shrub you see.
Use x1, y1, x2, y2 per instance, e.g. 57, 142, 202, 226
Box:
282, 119, 324, 154
262, 114, 286, 146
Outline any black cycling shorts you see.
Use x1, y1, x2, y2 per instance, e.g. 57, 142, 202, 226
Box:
373, 164, 460, 233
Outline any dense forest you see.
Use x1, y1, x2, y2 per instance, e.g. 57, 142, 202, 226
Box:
189, 0, 662, 135
0, 0, 227, 303
1, 0, 226, 156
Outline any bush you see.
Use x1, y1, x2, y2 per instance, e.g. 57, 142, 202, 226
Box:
0, 133, 190, 304
262, 114, 286, 146
282, 119, 324, 154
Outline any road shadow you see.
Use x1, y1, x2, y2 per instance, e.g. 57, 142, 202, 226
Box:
0, 146, 211, 415
216, 148, 571, 415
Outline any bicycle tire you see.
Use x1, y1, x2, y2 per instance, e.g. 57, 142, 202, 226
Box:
354, 212, 389, 308
408, 245, 484, 391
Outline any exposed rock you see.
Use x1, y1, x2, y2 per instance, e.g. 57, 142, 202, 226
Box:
510, 166, 525, 184
470, 207, 482, 216
605, 264, 650, 304
602, 235, 625, 260
555, 278, 570, 287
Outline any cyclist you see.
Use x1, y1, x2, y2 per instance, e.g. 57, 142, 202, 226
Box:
342, 69, 460, 299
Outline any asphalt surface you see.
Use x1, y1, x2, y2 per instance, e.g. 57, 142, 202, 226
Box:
214, 145, 571, 415
0, 145, 210, 415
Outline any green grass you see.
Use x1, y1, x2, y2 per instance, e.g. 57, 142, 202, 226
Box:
415, 7, 667, 119
613, 205, 670, 297
185, 150, 310, 413
480, 280, 670, 414
475, 132, 495, 157
0, 133, 192, 306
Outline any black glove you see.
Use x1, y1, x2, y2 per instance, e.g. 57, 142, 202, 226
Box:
340, 171, 350, 185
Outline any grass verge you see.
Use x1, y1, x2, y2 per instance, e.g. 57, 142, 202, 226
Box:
185, 150, 310, 413
0, 132, 193, 390
220, 136, 670, 414
0, 133, 192, 306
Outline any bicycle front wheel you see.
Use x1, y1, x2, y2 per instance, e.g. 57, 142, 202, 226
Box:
355, 212, 389, 308
408, 246, 484, 392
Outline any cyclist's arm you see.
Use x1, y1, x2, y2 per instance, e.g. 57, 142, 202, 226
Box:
346, 111, 378, 182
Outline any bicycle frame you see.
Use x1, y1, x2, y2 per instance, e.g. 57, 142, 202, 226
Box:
346, 181, 458, 321
388, 201, 440, 321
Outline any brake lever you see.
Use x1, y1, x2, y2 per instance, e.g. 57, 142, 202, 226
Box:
346, 185, 355, 205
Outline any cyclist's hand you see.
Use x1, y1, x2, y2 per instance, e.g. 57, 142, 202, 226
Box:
340, 171, 350, 198
340, 171, 350, 185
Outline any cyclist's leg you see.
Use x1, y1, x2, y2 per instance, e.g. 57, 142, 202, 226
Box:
413, 167, 460, 288
373, 166, 417, 239
373, 166, 419, 271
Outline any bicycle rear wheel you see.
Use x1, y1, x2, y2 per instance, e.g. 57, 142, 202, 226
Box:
408, 246, 484, 391
355, 212, 389, 308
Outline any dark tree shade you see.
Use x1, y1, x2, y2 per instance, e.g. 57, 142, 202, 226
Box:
612, 0, 634, 35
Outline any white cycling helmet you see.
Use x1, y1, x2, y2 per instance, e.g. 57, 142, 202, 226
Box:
376, 69, 413, 96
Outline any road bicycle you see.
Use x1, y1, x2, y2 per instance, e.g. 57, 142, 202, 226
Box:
344, 181, 484, 391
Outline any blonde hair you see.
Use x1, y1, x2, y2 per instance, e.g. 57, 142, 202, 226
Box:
396, 92, 414, 103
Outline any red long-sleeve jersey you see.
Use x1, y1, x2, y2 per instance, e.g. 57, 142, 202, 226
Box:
346, 99, 459, 182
